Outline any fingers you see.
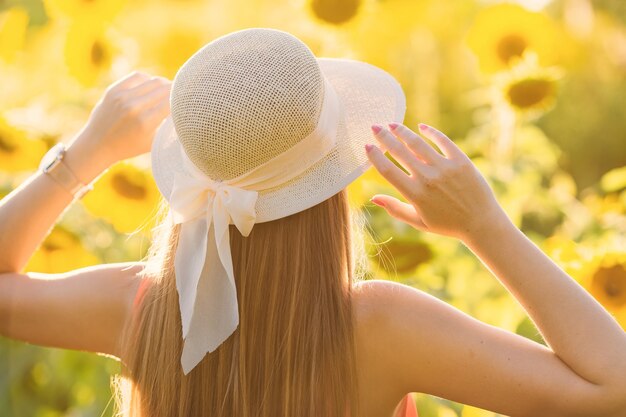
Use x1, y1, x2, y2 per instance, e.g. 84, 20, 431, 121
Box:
126, 76, 170, 98
144, 91, 171, 123
388, 123, 443, 165
417, 123, 467, 162
136, 82, 171, 107
370, 124, 431, 177
126, 77, 171, 117
365, 143, 416, 201
109, 70, 150, 92
371, 194, 428, 231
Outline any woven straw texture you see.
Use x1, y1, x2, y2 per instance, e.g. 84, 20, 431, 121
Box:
151, 28, 406, 224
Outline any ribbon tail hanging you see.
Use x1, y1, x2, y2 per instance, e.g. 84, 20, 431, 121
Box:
175, 216, 210, 339
180, 220, 240, 375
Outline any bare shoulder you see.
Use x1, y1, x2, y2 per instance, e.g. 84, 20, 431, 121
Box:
352, 279, 418, 323
351, 278, 419, 367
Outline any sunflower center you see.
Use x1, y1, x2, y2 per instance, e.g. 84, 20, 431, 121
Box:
111, 172, 147, 200
496, 34, 527, 64
91, 40, 107, 67
591, 264, 626, 309
506, 78, 555, 110
42, 239, 63, 251
41, 229, 77, 252
0, 132, 17, 153
311, 0, 361, 25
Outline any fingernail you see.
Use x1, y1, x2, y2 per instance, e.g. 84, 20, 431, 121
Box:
388, 123, 399, 130
371, 124, 382, 134
365, 143, 374, 152
418, 123, 428, 131
370, 198, 385, 207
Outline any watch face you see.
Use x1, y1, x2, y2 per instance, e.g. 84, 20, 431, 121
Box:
39, 143, 65, 172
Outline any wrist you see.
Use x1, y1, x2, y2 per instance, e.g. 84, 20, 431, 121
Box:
461, 205, 513, 248
64, 136, 114, 185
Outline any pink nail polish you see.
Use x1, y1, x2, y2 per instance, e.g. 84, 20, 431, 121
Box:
370, 198, 385, 207
388, 123, 398, 130
371, 124, 382, 134
418, 123, 428, 131
365, 144, 373, 152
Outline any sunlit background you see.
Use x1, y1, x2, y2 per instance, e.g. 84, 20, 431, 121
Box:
1, 0, 625, 415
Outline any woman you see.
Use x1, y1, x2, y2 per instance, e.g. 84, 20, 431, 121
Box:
1, 28, 626, 417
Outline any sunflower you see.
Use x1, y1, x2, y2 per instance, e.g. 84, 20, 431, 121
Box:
43, 0, 126, 23
494, 55, 562, 117
0, 116, 48, 173
81, 161, 161, 234
24, 224, 100, 273
0, 7, 29, 63
115, 2, 208, 79
64, 22, 118, 86
505, 76, 557, 112
466, 3, 561, 74
576, 250, 626, 331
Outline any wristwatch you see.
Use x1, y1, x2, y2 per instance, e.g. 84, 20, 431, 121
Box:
39, 142, 94, 199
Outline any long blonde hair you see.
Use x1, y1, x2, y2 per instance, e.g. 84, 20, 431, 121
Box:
112, 187, 370, 417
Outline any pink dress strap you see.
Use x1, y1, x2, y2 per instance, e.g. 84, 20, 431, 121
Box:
132, 278, 151, 313
395, 393, 419, 417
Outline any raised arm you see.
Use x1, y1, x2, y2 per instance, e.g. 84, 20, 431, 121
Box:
0, 71, 170, 274
462, 200, 626, 390
364, 122, 626, 414
0, 72, 170, 358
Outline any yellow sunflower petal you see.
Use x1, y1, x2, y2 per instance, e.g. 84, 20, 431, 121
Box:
600, 166, 626, 193
461, 404, 497, 417
0, 116, 48, 172
345, 0, 426, 71
43, 0, 126, 22
115, 2, 210, 79
0, 7, 29, 63
614, 307, 626, 331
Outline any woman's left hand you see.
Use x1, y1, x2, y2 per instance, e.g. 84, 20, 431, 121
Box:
74, 71, 172, 165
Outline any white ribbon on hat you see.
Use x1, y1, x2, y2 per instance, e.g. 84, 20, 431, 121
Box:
165, 76, 342, 375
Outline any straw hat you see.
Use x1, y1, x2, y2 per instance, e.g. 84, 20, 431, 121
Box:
150, 27, 406, 375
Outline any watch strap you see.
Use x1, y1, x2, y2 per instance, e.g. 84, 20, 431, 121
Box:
45, 157, 94, 199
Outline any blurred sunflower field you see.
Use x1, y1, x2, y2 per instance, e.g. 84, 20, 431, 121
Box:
1, 0, 625, 415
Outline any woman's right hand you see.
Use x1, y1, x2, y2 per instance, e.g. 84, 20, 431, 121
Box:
365, 122, 507, 242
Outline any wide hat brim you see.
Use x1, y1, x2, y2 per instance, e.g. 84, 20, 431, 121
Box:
151, 57, 406, 224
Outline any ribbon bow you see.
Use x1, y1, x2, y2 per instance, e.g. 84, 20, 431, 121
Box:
168, 164, 258, 375
158, 75, 342, 375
